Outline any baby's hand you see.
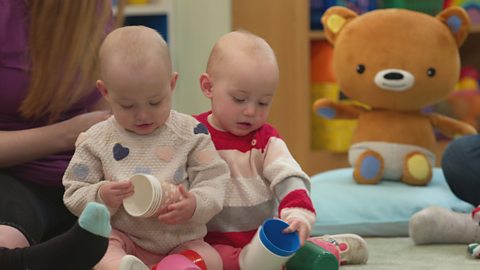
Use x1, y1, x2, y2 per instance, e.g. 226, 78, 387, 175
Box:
99, 180, 134, 209
283, 218, 311, 246
157, 185, 196, 225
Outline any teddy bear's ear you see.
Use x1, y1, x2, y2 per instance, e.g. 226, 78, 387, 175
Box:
436, 6, 471, 47
321, 6, 358, 45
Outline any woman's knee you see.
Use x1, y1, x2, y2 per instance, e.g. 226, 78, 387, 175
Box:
442, 135, 480, 205
0, 225, 30, 248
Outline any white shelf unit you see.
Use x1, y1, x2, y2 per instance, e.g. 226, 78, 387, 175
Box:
113, 1, 175, 67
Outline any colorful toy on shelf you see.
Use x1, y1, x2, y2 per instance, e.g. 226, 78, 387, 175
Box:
445, 0, 480, 24
310, 0, 378, 29
313, 6, 477, 186
310, 40, 359, 153
456, 65, 479, 91
381, 0, 444, 15
311, 40, 336, 84
311, 0, 339, 29
127, 0, 149, 5
337, 0, 379, 15
446, 65, 480, 130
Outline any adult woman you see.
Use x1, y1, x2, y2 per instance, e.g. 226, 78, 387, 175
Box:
0, 1, 124, 269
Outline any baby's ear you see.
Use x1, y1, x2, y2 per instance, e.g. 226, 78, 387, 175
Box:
170, 72, 179, 91
436, 6, 471, 47
96, 80, 109, 97
199, 73, 213, 98
321, 6, 358, 45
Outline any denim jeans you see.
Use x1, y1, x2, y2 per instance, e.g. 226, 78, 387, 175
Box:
0, 173, 76, 245
441, 135, 480, 206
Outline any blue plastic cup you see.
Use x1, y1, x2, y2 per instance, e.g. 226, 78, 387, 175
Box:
239, 218, 300, 270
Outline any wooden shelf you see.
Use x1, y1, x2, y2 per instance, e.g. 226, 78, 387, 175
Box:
310, 30, 326, 40
471, 24, 480, 33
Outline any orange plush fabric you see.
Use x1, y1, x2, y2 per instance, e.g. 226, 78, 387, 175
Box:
313, 6, 477, 186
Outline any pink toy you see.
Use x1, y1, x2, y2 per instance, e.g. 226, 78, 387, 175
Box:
152, 254, 200, 270
180, 249, 207, 270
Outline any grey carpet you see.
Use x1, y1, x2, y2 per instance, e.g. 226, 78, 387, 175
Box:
341, 237, 479, 270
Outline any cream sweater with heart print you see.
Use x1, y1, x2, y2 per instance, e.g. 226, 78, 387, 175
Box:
63, 110, 229, 254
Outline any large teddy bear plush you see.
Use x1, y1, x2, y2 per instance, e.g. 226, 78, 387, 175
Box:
313, 6, 477, 186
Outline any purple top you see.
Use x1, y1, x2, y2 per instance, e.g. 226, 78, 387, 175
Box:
0, 0, 104, 187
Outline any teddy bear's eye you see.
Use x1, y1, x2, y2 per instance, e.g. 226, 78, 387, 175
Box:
356, 64, 366, 74
427, 68, 436, 77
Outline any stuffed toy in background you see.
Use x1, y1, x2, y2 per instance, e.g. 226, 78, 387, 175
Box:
446, 66, 480, 130
313, 6, 477, 186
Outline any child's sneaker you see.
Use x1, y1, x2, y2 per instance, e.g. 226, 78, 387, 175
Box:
468, 243, 480, 258
309, 234, 368, 265
119, 255, 149, 270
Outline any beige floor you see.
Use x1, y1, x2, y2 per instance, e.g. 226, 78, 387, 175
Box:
341, 237, 479, 270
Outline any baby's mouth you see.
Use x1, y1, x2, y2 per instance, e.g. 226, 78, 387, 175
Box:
237, 122, 252, 128
136, 123, 153, 128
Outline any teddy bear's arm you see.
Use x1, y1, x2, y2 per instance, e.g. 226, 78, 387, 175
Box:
427, 113, 477, 138
312, 98, 367, 120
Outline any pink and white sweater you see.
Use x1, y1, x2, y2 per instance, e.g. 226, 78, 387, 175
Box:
63, 111, 230, 254
194, 111, 316, 248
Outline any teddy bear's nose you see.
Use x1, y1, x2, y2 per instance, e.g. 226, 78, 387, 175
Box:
384, 72, 404, 80
374, 68, 414, 91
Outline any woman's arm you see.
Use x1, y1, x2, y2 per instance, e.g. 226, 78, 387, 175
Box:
0, 110, 110, 168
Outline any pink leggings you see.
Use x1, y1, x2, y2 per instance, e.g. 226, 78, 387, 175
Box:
94, 229, 222, 270
212, 244, 242, 270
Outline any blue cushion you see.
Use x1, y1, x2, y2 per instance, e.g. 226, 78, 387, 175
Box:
310, 168, 474, 236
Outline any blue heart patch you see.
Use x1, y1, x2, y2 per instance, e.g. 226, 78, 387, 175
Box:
113, 143, 129, 161
193, 123, 209, 135
72, 163, 90, 181
174, 166, 185, 183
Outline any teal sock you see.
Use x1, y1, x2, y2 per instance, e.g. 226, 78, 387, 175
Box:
22, 201, 111, 270
78, 202, 111, 238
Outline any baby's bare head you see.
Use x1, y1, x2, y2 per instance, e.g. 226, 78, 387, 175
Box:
99, 26, 172, 85
206, 30, 279, 82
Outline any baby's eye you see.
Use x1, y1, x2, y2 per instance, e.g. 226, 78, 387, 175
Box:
259, 102, 269, 106
149, 101, 161, 106
233, 97, 245, 103
120, 104, 133, 109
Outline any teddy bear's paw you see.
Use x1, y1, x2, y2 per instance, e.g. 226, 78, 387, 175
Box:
353, 150, 384, 185
402, 152, 432, 186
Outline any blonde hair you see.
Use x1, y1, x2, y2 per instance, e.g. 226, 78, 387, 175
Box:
20, 0, 125, 122
206, 30, 278, 76
98, 26, 171, 83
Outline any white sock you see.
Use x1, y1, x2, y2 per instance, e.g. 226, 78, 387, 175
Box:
409, 206, 480, 244
309, 234, 369, 265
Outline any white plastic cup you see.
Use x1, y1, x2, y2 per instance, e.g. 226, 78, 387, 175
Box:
239, 218, 300, 270
122, 174, 181, 218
